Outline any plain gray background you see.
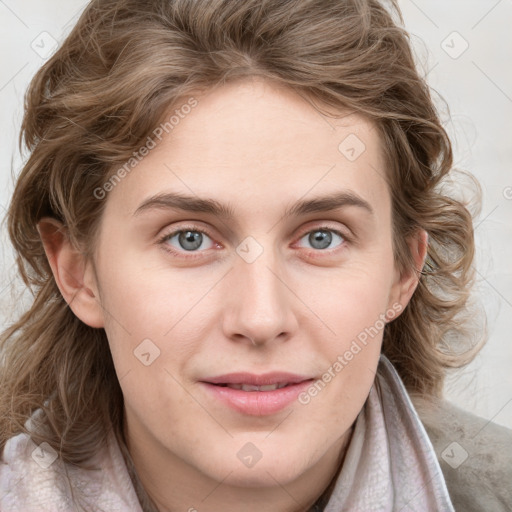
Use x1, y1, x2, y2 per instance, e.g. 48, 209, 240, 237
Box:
0, 1, 511, 428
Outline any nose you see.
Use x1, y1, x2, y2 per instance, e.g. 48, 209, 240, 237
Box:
222, 241, 298, 347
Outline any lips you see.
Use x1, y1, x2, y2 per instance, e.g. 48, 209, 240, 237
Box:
203, 371, 311, 387
218, 382, 290, 391
199, 371, 315, 416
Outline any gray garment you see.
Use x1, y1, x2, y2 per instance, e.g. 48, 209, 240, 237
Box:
417, 398, 512, 512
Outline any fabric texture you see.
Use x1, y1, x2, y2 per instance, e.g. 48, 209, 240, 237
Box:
0, 420, 142, 512
317, 354, 454, 511
416, 397, 512, 512
0, 354, 506, 511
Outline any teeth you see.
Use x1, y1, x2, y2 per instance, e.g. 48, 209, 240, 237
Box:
224, 382, 290, 391
257, 384, 279, 391
225, 383, 243, 390
242, 384, 269, 391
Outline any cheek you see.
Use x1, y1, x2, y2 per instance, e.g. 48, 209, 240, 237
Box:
95, 238, 176, 333
306, 256, 395, 330
94, 246, 209, 397
299, 255, 395, 386
301, 275, 389, 427
324, 283, 387, 368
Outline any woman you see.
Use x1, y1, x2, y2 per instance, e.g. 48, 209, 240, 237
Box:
1, 0, 510, 511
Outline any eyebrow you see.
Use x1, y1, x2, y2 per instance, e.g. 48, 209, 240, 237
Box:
132, 190, 374, 219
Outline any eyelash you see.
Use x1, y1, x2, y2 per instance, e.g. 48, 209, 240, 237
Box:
156, 223, 350, 259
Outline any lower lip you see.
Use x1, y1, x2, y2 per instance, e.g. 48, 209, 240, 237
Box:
199, 380, 314, 416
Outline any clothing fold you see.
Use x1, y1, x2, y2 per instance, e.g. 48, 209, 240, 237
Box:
320, 354, 455, 511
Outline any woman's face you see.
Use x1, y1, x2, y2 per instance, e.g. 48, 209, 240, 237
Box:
84, 77, 419, 499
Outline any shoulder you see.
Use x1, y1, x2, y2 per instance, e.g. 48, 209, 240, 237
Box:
415, 397, 512, 512
0, 429, 142, 512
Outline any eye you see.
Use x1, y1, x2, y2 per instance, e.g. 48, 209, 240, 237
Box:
157, 225, 216, 255
157, 224, 348, 259
296, 227, 346, 252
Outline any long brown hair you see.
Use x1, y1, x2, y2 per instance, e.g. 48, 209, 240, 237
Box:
1, 0, 483, 485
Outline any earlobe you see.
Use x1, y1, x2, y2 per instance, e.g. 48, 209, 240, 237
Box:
36, 217, 105, 328
388, 229, 428, 317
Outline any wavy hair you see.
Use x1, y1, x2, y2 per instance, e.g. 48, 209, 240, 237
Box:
1, 0, 483, 498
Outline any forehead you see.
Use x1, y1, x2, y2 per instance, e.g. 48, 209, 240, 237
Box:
104, 77, 390, 223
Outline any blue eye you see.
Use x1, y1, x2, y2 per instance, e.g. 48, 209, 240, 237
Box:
158, 227, 215, 254
157, 225, 348, 259
297, 228, 346, 251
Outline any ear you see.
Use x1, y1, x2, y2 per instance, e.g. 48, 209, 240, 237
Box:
36, 217, 105, 328
387, 229, 428, 318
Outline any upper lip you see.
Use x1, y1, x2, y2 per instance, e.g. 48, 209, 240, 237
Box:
202, 372, 313, 386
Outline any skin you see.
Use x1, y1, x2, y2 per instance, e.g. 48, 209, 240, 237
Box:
38, 76, 427, 512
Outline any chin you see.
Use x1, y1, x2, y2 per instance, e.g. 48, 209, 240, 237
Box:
194, 444, 307, 488
221, 464, 302, 488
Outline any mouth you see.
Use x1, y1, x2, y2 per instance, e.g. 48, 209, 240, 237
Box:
202, 371, 313, 387
212, 382, 295, 391
199, 373, 315, 416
